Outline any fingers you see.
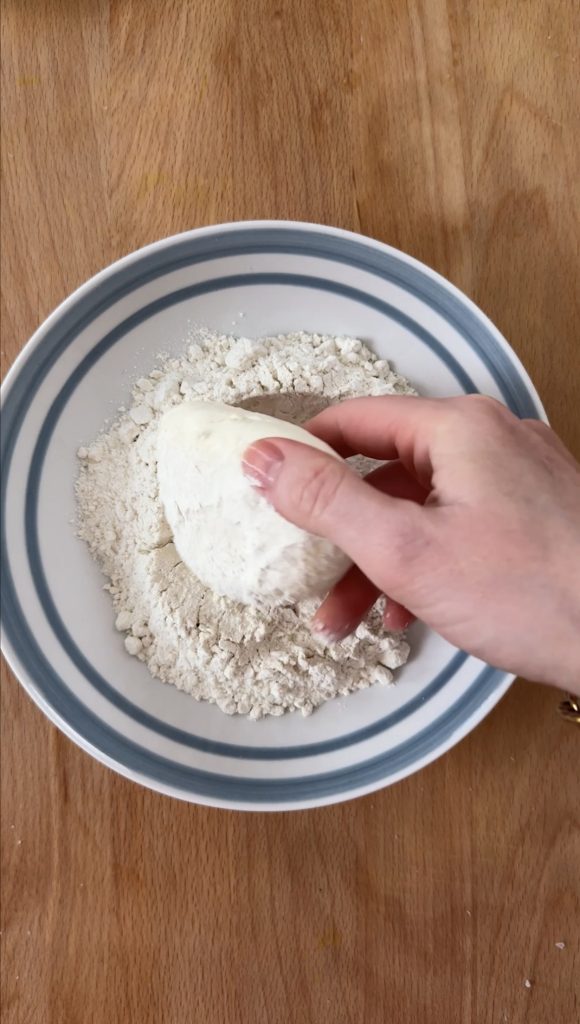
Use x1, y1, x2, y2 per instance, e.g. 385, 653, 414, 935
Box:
242, 439, 429, 596
364, 462, 421, 630
363, 459, 428, 505
313, 460, 423, 638
313, 571, 413, 639
313, 565, 381, 640
304, 395, 447, 481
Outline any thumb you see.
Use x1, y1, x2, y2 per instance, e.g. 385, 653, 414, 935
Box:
242, 438, 427, 593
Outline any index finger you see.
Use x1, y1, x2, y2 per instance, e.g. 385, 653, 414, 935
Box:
305, 395, 446, 473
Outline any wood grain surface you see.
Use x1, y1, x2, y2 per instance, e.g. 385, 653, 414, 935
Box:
1, 2, 579, 1022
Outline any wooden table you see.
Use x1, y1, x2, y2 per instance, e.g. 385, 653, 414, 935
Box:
1, 3, 579, 1022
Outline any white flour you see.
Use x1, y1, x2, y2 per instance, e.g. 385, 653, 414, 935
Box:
76, 331, 414, 719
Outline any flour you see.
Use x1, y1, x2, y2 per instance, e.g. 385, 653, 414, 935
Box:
76, 330, 414, 719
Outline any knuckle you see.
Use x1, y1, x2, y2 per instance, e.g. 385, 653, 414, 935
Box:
523, 418, 551, 438
522, 419, 573, 464
449, 395, 514, 438
459, 394, 509, 419
295, 459, 348, 524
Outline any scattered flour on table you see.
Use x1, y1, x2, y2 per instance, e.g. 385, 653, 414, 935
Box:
76, 330, 414, 719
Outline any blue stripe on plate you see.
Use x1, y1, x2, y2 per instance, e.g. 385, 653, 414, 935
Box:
1, 226, 536, 800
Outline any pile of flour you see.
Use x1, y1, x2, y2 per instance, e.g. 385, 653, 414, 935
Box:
76, 330, 414, 719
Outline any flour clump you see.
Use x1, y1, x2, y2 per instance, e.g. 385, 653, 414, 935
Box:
76, 330, 414, 719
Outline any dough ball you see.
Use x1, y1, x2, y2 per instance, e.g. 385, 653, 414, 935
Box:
156, 400, 351, 606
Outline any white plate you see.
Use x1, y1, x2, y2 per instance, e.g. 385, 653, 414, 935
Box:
0, 221, 546, 810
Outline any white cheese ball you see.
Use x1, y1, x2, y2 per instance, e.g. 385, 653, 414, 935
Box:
156, 400, 351, 607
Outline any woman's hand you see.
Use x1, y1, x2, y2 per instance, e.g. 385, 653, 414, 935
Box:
243, 395, 580, 692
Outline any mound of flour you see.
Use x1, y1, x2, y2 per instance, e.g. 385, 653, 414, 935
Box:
76, 330, 413, 719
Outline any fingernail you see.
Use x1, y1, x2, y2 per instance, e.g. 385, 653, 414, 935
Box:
311, 619, 338, 643
311, 618, 353, 643
383, 601, 414, 631
242, 440, 284, 490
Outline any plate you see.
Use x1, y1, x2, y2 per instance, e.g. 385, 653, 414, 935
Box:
0, 221, 546, 810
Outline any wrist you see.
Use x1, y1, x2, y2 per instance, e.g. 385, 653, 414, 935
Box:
551, 548, 580, 693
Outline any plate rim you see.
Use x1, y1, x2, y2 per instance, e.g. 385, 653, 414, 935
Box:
0, 218, 547, 411
0, 219, 544, 809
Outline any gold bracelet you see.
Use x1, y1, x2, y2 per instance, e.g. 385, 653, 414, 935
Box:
558, 693, 580, 725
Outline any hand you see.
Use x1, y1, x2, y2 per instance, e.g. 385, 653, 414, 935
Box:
242, 395, 580, 693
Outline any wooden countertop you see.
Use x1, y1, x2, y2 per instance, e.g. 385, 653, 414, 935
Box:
1, 3, 578, 1022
